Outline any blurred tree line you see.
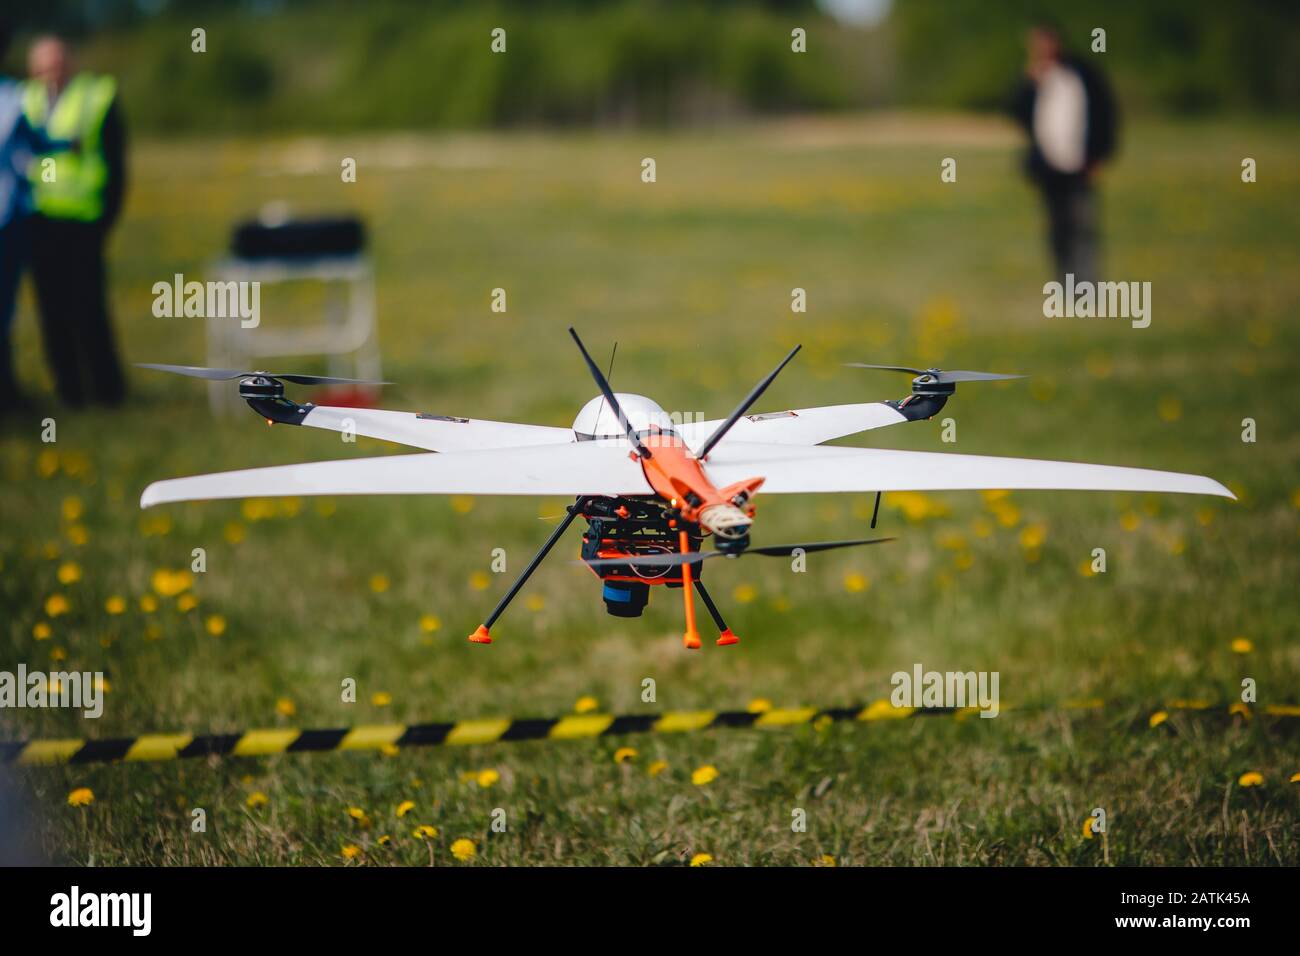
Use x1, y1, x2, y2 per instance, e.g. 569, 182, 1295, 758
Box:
6, 0, 1297, 133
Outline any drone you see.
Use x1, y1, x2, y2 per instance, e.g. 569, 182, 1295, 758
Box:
138, 329, 1231, 650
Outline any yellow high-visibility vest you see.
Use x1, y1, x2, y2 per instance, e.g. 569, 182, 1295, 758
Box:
22, 73, 117, 222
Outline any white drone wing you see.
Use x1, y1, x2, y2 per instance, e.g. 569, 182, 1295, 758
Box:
703, 442, 1234, 498
296, 406, 573, 452
679, 402, 908, 451
141, 442, 651, 508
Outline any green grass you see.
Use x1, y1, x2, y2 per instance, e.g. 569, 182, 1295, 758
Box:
2, 113, 1298, 865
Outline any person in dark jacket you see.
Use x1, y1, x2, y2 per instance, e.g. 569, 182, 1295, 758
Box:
23, 36, 127, 407
1010, 23, 1118, 283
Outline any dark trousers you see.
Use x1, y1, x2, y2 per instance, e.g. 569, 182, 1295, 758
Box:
29, 215, 126, 406
1039, 176, 1099, 284
0, 216, 25, 403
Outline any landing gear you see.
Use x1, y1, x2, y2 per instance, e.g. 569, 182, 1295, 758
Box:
467, 499, 582, 645
694, 579, 739, 646
678, 530, 703, 650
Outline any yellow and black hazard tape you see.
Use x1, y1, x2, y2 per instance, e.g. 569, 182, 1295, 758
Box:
4, 699, 1297, 767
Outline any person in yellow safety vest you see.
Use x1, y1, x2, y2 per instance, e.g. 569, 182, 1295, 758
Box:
23, 36, 127, 407
0, 21, 76, 412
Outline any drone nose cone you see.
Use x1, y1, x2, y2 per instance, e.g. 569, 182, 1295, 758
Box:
699, 503, 751, 540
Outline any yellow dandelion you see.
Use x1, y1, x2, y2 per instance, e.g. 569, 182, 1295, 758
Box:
937, 530, 968, 551
67, 787, 94, 807
396, 800, 416, 818
476, 768, 500, 788
953, 551, 974, 571
413, 825, 439, 839
341, 844, 361, 860
1077, 560, 1096, 578
377, 834, 391, 846
246, 791, 268, 809
151, 568, 193, 597
843, 571, 868, 593
44, 594, 70, 617
419, 613, 441, 633
1157, 395, 1182, 422
51, 647, 67, 662
139, 514, 172, 537
747, 698, 773, 714
1230, 637, 1253, 654
380, 743, 400, 757
450, 838, 476, 861
1082, 817, 1097, 839
689, 853, 713, 867
104, 595, 126, 615
469, 571, 490, 591
1237, 772, 1263, 788
691, 765, 719, 786
177, 593, 198, 613
1290, 773, 1300, 784
369, 573, 390, 594
371, 691, 392, 707
647, 760, 669, 777
42, 541, 61, 560
1119, 511, 1140, 532
816, 854, 837, 867
450, 495, 475, 514
61, 496, 83, 521
346, 807, 372, 828
139, 594, 158, 613
991, 501, 1020, 528
241, 498, 276, 522
275, 697, 296, 718
1148, 711, 1169, 728
574, 695, 599, 714
613, 747, 638, 764
732, 583, 757, 604
33, 621, 52, 640
223, 521, 246, 544
37, 449, 60, 477
65, 524, 88, 546
205, 614, 227, 636
1019, 524, 1046, 549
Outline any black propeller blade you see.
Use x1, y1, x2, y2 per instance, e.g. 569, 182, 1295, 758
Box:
582, 536, 894, 568
844, 363, 1023, 384
568, 327, 651, 458
137, 363, 389, 386
695, 344, 802, 459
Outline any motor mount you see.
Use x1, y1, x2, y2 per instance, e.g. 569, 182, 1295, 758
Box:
237, 375, 286, 401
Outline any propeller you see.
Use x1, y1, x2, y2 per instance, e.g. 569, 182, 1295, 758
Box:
136, 363, 389, 386
568, 328, 652, 459
844, 363, 1023, 384
695, 343, 802, 459
582, 536, 894, 568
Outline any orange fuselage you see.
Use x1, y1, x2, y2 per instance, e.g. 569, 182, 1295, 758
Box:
634, 428, 763, 527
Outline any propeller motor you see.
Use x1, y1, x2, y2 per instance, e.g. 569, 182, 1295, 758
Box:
844, 363, 1024, 397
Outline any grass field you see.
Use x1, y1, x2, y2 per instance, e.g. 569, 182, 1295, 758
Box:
1, 113, 1297, 866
